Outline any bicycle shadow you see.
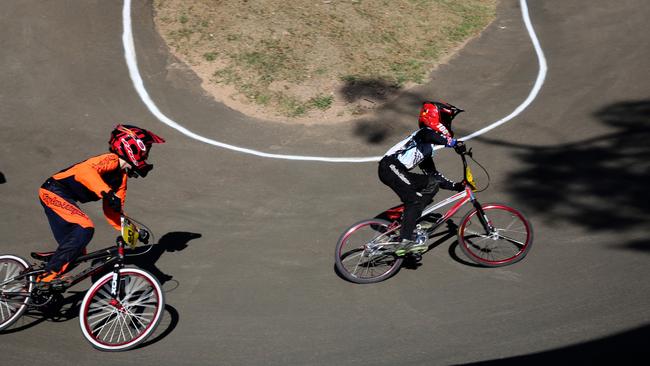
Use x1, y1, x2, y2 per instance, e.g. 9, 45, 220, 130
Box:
126, 231, 202, 285
0, 292, 85, 334
134, 304, 180, 349
1, 291, 180, 349
0, 290, 93, 334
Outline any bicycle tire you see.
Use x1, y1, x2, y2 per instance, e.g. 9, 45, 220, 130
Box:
0, 255, 34, 331
458, 203, 534, 267
79, 268, 164, 351
335, 219, 403, 284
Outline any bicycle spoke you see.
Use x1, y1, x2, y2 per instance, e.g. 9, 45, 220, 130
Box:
125, 309, 152, 330
123, 313, 136, 340
0, 300, 11, 320
127, 312, 145, 332
0, 257, 32, 330
89, 309, 115, 327
97, 314, 118, 339
117, 314, 129, 343
108, 313, 121, 343
495, 232, 527, 248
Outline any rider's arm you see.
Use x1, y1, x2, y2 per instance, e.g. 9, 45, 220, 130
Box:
422, 159, 457, 190
416, 128, 457, 147
431, 170, 458, 190
418, 157, 435, 175
102, 173, 127, 231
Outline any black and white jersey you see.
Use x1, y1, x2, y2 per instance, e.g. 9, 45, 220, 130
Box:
384, 127, 451, 170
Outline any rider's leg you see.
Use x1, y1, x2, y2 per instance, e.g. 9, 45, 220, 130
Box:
38, 188, 94, 281
378, 158, 430, 241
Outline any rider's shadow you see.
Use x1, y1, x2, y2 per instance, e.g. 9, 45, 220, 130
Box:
126, 231, 201, 285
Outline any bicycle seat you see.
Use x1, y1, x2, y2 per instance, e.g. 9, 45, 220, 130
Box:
31, 251, 55, 261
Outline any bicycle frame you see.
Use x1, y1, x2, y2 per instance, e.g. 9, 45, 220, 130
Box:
59, 240, 126, 293
5, 215, 141, 301
397, 150, 496, 236
421, 189, 472, 225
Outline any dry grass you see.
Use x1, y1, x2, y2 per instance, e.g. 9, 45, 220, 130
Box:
154, 0, 496, 122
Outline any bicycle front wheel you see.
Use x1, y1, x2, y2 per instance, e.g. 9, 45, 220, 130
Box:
335, 219, 403, 284
458, 203, 534, 267
0, 255, 34, 331
79, 268, 164, 351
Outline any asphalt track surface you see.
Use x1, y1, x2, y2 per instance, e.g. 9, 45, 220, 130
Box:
1, 0, 649, 364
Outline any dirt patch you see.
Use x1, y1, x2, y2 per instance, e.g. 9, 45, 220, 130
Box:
152, 0, 496, 124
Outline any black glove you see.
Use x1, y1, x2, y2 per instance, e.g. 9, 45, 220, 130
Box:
102, 190, 121, 213
138, 228, 150, 244
452, 181, 465, 192
454, 141, 466, 155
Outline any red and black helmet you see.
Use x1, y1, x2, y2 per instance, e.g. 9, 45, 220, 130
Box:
418, 101, 464, 138
109, 124, 165, 177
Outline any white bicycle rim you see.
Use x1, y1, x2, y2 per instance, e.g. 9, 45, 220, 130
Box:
79, 268, 164, 351
0, 255, 33, 331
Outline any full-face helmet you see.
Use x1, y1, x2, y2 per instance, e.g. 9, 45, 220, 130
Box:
109, 124, 165, 177
418, 101, 464, 138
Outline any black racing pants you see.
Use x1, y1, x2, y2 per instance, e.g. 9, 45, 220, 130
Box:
378, 157, 436, 241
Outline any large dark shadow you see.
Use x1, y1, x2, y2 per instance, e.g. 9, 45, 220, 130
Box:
135, 304, 180, 349
461, 323, 650, 364
127, 231, 201, 284
348, 83, 425, 145
0, 291, 86, 334
340, 77, 401, 104
489, 100, 650, 251
346, 81, 475, 145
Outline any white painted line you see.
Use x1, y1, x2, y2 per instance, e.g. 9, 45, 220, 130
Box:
122, 0, 546, 163
460, 0, 548, 141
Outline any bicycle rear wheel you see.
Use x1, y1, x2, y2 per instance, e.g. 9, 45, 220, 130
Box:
335, 219, 403, 284
79, 268, 164, 351
458, 203, 533, 267
0, 255, 34, 331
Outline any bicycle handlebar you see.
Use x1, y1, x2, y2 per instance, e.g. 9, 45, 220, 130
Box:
458, 147, 489, 192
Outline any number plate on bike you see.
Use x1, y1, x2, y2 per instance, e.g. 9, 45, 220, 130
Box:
122, 223, 139, 249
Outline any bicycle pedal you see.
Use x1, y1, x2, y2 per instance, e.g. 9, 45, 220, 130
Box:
50, 281, 67, 292
408, 253, 423, 262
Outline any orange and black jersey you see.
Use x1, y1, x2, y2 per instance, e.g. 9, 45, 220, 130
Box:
47, 153, 127, 230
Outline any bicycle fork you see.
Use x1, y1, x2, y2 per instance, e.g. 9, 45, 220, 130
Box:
108, 239, 127, 310
469, 192, 495, 236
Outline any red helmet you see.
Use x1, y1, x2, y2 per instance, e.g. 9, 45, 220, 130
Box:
109, 124, 165, 176
418, 101, 464, 137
